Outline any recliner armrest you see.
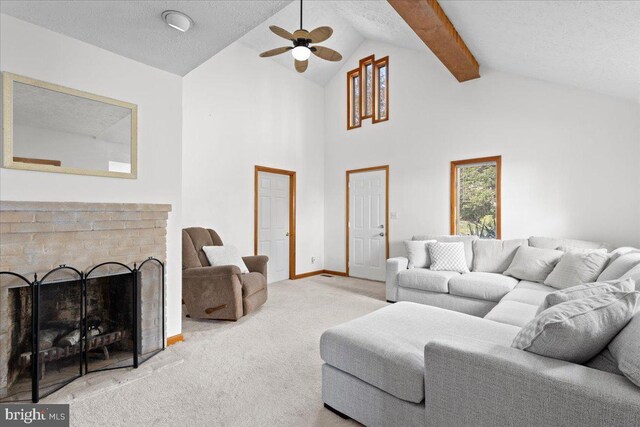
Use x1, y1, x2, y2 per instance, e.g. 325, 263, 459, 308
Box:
385, 257, 408, 302
423, 338, 640, 427
242, 255, 269, 277
182, 265, 241, 279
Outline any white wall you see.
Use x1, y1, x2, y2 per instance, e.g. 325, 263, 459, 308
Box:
182, 43, 325, 275
0, 15, 184, 337
324, 40, 640, 271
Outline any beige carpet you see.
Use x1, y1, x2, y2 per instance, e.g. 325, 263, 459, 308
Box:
67, 275, 387, 426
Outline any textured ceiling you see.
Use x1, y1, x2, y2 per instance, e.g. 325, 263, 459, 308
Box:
0, 0, 291, 76
439, 0, 640, 101
13, 82, 132, 144
240, 0, 424, 86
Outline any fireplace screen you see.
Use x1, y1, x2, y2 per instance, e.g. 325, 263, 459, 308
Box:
0, 258, 164, 403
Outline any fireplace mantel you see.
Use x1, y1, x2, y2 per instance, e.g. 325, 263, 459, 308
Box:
0, 200, 171, 400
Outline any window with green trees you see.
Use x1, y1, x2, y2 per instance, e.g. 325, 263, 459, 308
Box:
451, 156, 501, 239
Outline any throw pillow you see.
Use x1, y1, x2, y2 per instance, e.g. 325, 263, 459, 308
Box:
585, 349, 623, 375
202, 245, 249, 273
472, 239, 528, 273
512, 291, 640, 363
620, 264, 640, 290
609, 312, 640, 387
598, 251, 640, 282
404, 240, 436, 269
428, 242, 469, 274
503, 246, 563, 283
537, 279, 635, 314
544, 250, 610, 289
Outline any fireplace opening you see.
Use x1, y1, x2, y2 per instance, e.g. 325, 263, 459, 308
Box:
1, 259, 164, 403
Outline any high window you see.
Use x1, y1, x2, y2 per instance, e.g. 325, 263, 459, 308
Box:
450, 156, 502, 239
347, 55, 389, 130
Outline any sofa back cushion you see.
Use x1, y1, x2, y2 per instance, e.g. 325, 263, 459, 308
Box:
529, 236, 611, 252
512, 291, 640, 363
182, 227, 225, 269
598, 251, 640, 282
543, 250, 610, 289
503, 246, 563, 283
413, 235, 478, 270
472, 239, 528, 273
609, 312, 640, 387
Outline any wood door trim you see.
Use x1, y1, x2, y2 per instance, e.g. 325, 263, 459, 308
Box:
345, 165, 390, 277
167, 334, 184, 346
450, 155, 502, 239
255, 165, 297, 280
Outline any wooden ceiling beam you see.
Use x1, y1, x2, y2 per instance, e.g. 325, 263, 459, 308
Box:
387, 0, 480, 82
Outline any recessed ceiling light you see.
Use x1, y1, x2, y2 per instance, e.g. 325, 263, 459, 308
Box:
162, 10, 193, 33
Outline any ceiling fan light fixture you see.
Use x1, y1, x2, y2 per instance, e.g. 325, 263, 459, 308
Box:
292, 45, 311, 61
162, 10, 193, 33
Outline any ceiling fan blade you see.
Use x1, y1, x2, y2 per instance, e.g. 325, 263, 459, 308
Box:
295, 59, 308, 73
259, 46, 292, 58
308, 26, 333, 43
269, 25, 295, 41
311, 46, 342, 62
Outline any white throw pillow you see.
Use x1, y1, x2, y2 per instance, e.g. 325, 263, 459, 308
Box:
598, 251, 640, 282
503, 246, 563, 283
202, 245, 249, 273
512, 291, 640, 363
537, 279, 635, 314
544, 250, 610, 289
404, 240, 436, 269
428, 242, 469, 274
620, 264, 640, 290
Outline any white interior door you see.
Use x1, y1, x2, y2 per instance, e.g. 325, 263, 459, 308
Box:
349, 169, 387, 281
257, 171, 290, 283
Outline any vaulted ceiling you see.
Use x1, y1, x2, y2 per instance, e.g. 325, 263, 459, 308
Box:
1, 1, 638, 101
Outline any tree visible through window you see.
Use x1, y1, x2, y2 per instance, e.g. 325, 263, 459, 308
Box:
347, 55, 388, 129
451, 156, 502, 239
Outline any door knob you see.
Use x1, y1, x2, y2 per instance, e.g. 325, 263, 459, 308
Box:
379, 232, 385, 237
286, 232, 290, 236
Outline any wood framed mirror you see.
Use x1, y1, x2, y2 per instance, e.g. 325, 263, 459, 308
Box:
2, 72, 137, 178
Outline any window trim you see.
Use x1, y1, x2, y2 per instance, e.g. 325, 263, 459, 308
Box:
450, 155, 502, 239
359, 55, 375, 120
347, 68, 361, 130
372, 56, 389, 124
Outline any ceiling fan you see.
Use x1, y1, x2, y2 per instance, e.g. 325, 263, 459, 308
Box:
259, 0, 343, 73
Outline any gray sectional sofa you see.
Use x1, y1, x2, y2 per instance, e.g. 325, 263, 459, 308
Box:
320, 235, 640, 427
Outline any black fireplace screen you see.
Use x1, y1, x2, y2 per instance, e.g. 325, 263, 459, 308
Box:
0, 258, 165, 403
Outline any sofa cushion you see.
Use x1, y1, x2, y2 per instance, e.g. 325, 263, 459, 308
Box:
241, 272, 267, 297
397, 269, 457, 293
544, 250, 610, 289
529, 236, 611, 252
599, 251, 640, 282
428, 242, 469, 274
538, 279, 635, 313
449, 272, 518, 302
413, 235, 477, 270
484, 300, 541, 328
319, 302, 520, 403
609, 312, 640, 387
503, 246, 564, 283
472, 239, 528, 273
501, 281, 555, 306
404, 240, 435, 269
512, 291, 640, 363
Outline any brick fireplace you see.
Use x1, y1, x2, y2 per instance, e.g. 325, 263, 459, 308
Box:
0, 201, 171, 400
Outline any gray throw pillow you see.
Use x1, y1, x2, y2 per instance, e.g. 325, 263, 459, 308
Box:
428, 242, 469, 274
598, 251, 640, 282
620, 264, 640, 290
512, 291, 640, 363
609, 312, 640, 387
472, 239, 528, 273
503, 246, 563, 283
404, 240, 436, 269
585, 349, 623, 375
537, 279, 635, 314
544, 250, 610, 289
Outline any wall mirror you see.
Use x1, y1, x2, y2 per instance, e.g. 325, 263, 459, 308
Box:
2, 72, 137, 178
